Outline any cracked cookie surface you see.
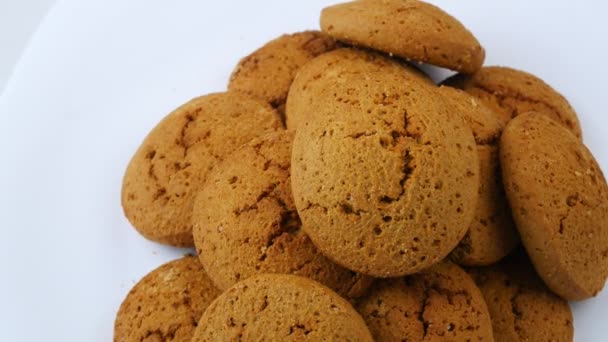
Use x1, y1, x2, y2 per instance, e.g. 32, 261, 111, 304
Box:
291, 60, 479, 277
121, 92, 283, 246
439, 86, 519, 266
444, 66, 582, 138
228, 31, 338, 118
320, 0, 485, 73
286, 48, 433, 130
467, 254, 573, 342
114, 256, 221, 342
500, 113, 608, 300
357, 262, 494, 341
191, 274, 373, 341
192, 131, 372, 297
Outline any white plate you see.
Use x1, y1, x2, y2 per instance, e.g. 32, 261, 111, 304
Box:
0, 0, 606, 340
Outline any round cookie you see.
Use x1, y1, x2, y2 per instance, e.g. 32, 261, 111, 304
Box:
121, 92, 283, 247
439, 86, 519, 266
438, 86, 503, 145
357, 262, 494, 341
291, 65, 479, 277
467, 255, 574, 342
444, 66, 582, 138
114, 256, 221, 342
192, 131, 372, 298
191, 274, 373, 341
286, 48, 434, 130
228, 31, 338, 117
500, 112, 608, 300
320, 0, 485, 73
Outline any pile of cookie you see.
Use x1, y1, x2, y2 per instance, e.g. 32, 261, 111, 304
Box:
115, 1, 608, 341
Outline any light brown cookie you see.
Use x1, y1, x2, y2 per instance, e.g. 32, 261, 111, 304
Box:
357, 262, 494, 341
291, 63, 479, 277
121, 92, 283, 247
192, 131, 372, 298
444, 66, 582, 138
228, 31, 338, 118
467, 254, 574, 342
438, 86, 503, 145
439, 86, 519, 266
320, 0, 485, 73
286, 47, 434, 130
500, 112, 608, 300
191, 274, 373, 341
114, 256, 221, 342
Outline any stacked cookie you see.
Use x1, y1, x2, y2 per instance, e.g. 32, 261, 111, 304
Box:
116, 0, 607, 341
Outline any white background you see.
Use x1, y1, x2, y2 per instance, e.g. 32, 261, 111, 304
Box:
0, 0, 606, 340
0, 0, 55, 94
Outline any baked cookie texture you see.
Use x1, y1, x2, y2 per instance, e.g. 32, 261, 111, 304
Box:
500, 112, 608, 300
468, 254, 574, 342
320, 0, 485, 73
114, 256, 221, 342
192, 131, 372, 298
191, 274, 373, 341
439, 86, 519, 266
291, 58, 479, 277
228, 31, 338, 117
444, 66, 582, 138
286, 48, 433, 130
357, 262, 494, 341
112, 0, 608, 338
121, 92, 283, 247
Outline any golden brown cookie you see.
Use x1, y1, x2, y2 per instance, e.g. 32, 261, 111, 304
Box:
438, 86, 503, 145
357, 262, 494, 341
291, 62, 479, 277
121, 92, 283, 247
439, 86, 519, 266
228, 31, 338, 118
286, 47, 434, 130
467, 255, 574, 342
114, 256, 221, 342
192, 131, 372, 297
444, 66, 582, 138
191, 274, 373, 341
320, 0, 485, 73
500, 112, 608, 300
